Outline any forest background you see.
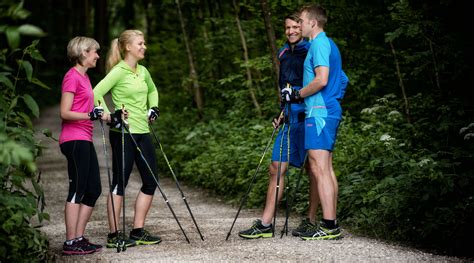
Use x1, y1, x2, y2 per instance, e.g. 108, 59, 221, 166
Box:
1, 0, 473, 261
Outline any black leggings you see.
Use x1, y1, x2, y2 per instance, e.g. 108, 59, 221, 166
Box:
109, 130, 158, 196
60, 140, 102, 207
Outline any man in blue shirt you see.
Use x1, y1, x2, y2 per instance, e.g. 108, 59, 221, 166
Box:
281, 4, 348, 240
239, 13, 319, 239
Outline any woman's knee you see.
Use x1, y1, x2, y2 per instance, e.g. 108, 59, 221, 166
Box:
140, 183, 157, 195
82, 187, 102, 207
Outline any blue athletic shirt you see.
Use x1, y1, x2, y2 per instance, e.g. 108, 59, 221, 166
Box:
278, 39, 310, 123
303, 32, 346, 121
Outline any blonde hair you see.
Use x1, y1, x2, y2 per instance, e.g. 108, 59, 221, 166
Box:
67, 36, 100, 66
105, 29, 144, 72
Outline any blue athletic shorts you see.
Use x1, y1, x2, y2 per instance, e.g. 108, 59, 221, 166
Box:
304, 117, 340, 151
271, 121, 306, 168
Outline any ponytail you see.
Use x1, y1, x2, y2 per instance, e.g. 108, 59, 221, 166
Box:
106, 38, 121, 73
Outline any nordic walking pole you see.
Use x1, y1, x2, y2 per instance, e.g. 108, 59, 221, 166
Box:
271, 120, 286, 237
281, 154, 308, 238
225, 105, 285, 241
272, 101, 290, 237
98, 100, 124, 252
149, 124, 204, 241
120, 105, 127, 251
280, 100, 292, 238
121, 118, 190, 244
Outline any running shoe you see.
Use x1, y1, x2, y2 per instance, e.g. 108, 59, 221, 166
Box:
238, 219, 273, 239
300, 221, 342, 240
76, 236, 102, 252
129, 229, 162, 245
106, 232, 136, 248
62, 240, 95, 255
292, 218, 316, 237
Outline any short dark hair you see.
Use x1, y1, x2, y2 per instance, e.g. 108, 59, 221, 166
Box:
300, 4, 327, 29
284, 12, 302, 24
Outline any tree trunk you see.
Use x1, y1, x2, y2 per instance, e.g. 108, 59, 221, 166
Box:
197, 0, 214, 79
70, 0, 88, 36
176, 0, 204, 118
389, 41, 411, 123
260, 0, 280, 94
124, 0, 135, 29
233, 0, 261, 116
94, 0, 108, 75
197, 0, 209, 42
424, 35, 441, 94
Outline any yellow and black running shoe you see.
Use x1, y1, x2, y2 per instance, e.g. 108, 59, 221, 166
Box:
238, 219, 273, 239
129, 229, 162, 245
106, 232, 137, 248
292, 218, 316, 237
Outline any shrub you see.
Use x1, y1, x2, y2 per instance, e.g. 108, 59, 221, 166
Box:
0, 1, 50, 261
335, 94, 474, 256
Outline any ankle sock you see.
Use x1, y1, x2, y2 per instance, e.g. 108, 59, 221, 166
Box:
322, 219, 336, 229
65, 239, 75, 245
131, 228, 144, 235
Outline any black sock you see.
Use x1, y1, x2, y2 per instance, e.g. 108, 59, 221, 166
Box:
108, 232, 118, 238
322, 219, 336, 229
131, 228, 144, 235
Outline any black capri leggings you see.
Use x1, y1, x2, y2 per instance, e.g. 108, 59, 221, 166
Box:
109, 130, 158, 196
60, 140, 102, 207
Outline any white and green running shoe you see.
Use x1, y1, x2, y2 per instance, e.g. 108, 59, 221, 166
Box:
238, 219, 273, 239
300, 221, 342, 240
292, 218, 316, 237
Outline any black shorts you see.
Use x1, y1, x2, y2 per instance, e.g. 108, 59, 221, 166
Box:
60, 140, 102, 207
109, 130, 158, 196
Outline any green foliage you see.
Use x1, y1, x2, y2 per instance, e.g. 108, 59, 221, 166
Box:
0, 1, 46, 49
158, 115, 306, 208
335, 94, 473, 255
154, 92, 279, 205
0, 1, 49, 261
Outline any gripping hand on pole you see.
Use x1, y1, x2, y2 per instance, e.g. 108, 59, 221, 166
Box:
89, 106, 104, 121
148, 106, 160, 122
281, 83, 301, 103
272, 112, 285, 129
108, 107, 128, 129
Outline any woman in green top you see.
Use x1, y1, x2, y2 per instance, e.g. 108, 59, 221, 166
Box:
94, 29, 161, 247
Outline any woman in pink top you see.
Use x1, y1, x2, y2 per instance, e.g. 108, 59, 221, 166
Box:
59, 36, 105, 255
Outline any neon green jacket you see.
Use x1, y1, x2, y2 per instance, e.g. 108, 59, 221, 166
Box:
93, 60, 159, 134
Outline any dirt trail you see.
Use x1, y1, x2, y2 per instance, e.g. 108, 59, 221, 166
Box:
34, 105, 461, 262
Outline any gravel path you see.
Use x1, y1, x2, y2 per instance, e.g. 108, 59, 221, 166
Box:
34, 105, 465, 262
